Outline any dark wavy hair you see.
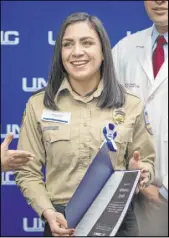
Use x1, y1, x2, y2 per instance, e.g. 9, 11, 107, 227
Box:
44, 12, 125, 110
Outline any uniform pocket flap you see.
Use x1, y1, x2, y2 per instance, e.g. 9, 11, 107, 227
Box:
49, 126, 71, 142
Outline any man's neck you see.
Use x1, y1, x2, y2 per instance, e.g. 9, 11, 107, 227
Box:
155, 25, 168, 34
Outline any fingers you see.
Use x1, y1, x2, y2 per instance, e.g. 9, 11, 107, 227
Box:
46, 211, 74, 237
6, 151, 35, 171
129, 151, 141, 170
7, 159, 30, 171
56, 213, 68, 229
133, 151, 140, 162
51, 213, 75, 237
52, 227, 74, 236
1, 134, 14, 149
140, 170, 149, 179
51, 220, 74, 237
9, 150, 35, 160
141, 168, 149, 173
139, 169, 150, 188
11, 157, 30, 164
140, 178, 149, 186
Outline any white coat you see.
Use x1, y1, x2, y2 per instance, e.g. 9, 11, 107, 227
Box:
112, 26, 168, 187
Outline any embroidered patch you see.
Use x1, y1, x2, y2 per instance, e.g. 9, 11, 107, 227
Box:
144, 108, 153, 135
113, 108, 125, 125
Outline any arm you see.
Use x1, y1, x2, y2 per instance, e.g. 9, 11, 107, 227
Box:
14, 99, 55, 217
14, 99, 74, 235
128, 104, 155, 185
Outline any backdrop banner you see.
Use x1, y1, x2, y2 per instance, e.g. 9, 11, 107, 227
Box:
1, 1, 152, 236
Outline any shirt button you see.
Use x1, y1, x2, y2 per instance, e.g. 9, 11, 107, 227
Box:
150, 95, 154, 100
83, 122, 87, 127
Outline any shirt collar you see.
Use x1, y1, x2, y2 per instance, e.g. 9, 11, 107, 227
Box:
152, 24, 168, 48
55, 78, 103, 103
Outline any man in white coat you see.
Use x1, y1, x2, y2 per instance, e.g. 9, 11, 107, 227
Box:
112, 1, 168, 236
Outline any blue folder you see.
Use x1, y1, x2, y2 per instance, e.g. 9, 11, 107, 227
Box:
65, 143, 114, 228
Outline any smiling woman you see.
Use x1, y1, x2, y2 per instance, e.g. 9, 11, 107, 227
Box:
14, 12, 155, 237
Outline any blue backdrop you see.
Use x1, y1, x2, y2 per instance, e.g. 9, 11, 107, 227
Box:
1, 1, 152, 236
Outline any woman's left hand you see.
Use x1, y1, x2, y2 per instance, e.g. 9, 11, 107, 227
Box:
129, 151, 151, 190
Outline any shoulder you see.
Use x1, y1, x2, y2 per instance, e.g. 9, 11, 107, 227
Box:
124, 90, 143, 112
113, 27, 152, 50
29, 90, 45, 104
26, 90, 45, 112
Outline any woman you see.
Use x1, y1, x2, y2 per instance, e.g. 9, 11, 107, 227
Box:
15, 12, 155, 236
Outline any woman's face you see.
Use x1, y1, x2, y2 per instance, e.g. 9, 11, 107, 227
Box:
61, 21, 103, 82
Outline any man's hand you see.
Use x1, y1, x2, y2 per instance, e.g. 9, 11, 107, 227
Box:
141, 184, 162, 204
129, 151, 150, 190
43, 209, 75, 236
1, 134, 35, 171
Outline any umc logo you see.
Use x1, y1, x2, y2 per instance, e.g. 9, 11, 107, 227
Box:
126, 31, 131, 36
1, 171, 16, 185
1, 124, 20, 139
1, 31, 19, 45
22, 77, 47, 92
23, 217, 44, 232
48, 31, 55, 45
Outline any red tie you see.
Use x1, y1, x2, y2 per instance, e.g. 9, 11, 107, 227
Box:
152, 35, 166, 78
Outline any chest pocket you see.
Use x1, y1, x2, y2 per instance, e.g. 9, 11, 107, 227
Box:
49, 128, 70, 142
43, 125, 71, 168
101, 126, 133, 168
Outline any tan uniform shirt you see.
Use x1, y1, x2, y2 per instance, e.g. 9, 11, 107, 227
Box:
15, 79, 155, 217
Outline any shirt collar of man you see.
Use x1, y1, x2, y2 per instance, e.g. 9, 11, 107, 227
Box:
151, 24, 168, 49
55, 78, 104, 103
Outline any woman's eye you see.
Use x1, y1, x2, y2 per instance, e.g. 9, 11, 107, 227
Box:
82, 41, 94, 47
62, 42, 73, 48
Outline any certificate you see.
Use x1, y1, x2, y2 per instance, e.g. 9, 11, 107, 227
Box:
65, 143, 140, 236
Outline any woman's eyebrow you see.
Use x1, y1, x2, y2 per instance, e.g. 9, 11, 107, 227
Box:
62, 36, 95, 42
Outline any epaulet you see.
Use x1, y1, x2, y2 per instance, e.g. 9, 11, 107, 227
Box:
30, 88, 45, 98
125, 90, 141, 101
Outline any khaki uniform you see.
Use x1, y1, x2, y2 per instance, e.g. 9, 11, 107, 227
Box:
14, 79, 155, 217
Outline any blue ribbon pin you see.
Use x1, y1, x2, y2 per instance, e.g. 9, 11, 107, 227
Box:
103, 123, 117, 152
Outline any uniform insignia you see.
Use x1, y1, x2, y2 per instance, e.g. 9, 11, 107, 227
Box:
113, 108, 125, 125
144, 108, 153, 135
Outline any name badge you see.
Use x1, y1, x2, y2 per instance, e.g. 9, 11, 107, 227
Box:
41, 109, 71, 124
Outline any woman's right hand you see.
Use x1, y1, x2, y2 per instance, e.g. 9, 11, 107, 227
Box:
43, 209, 75, 236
